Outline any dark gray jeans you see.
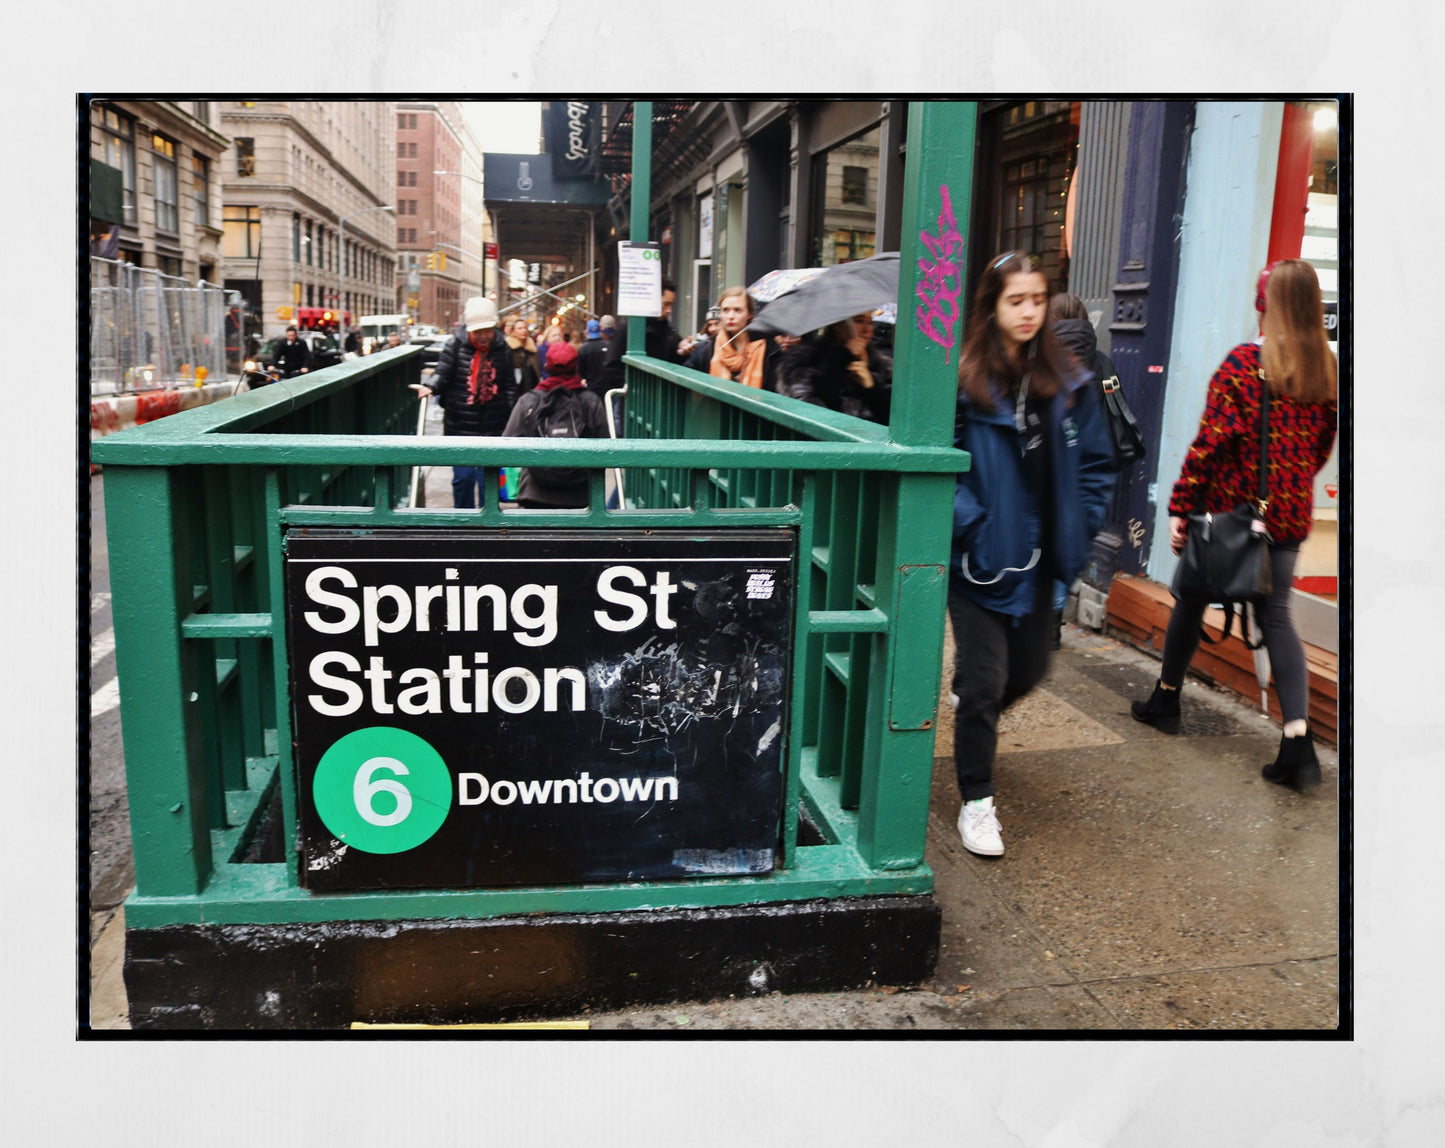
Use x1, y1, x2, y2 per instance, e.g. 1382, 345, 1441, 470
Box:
1161, 543, 1309, 724
948, 580, 1055, 802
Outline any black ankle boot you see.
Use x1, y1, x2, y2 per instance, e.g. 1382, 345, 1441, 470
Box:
1131, 681, 1181, 734
1262, 734, 1322, 792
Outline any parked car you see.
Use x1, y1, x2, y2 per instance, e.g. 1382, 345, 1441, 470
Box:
249, 331, 343, 373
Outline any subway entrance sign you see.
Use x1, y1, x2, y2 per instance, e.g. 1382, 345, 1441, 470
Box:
285, 529, 794, 891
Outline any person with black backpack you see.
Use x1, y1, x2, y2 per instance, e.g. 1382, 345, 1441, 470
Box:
501, 340, 608, 509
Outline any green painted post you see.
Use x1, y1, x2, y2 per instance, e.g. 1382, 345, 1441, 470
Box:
104, 466, 213, 895
627, 101, 652, 361
855, 101, 977, 868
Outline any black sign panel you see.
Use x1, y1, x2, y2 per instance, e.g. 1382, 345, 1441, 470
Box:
285, 529, 794, 891
548, 100, 601, 180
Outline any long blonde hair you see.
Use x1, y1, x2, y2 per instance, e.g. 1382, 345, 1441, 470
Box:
1260, 260, 1337, 404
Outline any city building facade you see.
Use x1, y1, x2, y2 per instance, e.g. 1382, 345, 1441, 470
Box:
88, 100, 230, 282
607, 99, 1340, 591
217, 100, 398, 339
394, 102, 491, 331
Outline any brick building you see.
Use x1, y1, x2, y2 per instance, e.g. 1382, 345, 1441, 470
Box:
393, 102, 490, 331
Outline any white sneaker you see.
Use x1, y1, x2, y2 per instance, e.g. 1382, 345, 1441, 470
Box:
958, 797, 1004, 856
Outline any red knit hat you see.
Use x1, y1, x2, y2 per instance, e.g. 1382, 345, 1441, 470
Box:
545, 340, 578, 375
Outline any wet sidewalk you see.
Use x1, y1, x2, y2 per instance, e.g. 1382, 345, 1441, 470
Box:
89, 611, 1339, 1032
555, 627, 1340, 1031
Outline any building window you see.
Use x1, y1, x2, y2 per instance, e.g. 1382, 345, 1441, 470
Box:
236, 137, 255, 178
409, 228, 417, 244
305, 218, 313, 266
95, 104, 136, 226
152, 135, 179, 233
409, 113, 418, 130
810, 125, 880, 266
193, 101, 210, 123
191, 153, 209, 227
158, 254, 182, 278
222, 205, 260, 258
408, 141, 418, 158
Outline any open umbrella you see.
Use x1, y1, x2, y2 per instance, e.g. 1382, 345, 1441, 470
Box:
748, 266, 827, 305
748, 252, 900, 337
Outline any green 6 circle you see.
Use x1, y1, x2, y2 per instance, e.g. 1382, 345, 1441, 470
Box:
312, 727, 451, 854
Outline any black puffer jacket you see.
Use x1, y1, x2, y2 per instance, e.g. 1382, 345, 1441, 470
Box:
429, 326, 518, 436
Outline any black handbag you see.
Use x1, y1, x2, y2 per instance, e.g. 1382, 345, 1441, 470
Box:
1169, 384, 1273, 647
1100, 369, 1147, 467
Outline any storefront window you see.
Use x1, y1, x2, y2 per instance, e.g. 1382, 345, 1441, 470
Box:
995, 102, 1077, 292
811, 125, 880, 266
1301, 100, 1338, 304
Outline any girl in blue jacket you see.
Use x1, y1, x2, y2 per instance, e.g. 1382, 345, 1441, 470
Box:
950, 251, 1118, 856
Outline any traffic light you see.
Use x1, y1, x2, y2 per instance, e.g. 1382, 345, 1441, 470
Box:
425, 253, 437, 271
436, 252, 446, 272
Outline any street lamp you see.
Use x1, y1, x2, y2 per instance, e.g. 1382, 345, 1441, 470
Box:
338, 204, 395, 337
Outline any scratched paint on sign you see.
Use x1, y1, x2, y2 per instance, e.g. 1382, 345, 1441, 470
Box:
915, 184, 966, 363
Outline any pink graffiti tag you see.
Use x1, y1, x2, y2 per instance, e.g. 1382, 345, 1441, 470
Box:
915, 185, 965, 363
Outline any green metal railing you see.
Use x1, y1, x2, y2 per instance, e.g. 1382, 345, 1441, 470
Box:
92, 101, 978, 930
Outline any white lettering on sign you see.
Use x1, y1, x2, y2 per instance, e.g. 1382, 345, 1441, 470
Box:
302, 565, 558, 647
745, 572, 776, 600
565, 101, 590, 161
457, 770, 679, 806
593, 566, 678, 632
299, 563, 702, 718
306, 650, 585, 718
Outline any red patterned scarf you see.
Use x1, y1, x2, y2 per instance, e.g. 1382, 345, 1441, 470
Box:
467, 334, 498, 403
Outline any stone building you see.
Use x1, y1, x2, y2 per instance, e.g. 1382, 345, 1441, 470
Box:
217, 101, 398, 339
88, 100, 230, 282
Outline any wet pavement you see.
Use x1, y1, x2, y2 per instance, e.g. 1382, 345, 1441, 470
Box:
89, 610, 1338, 1031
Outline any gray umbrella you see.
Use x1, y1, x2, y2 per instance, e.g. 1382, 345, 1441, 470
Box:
748, 252, 900, 337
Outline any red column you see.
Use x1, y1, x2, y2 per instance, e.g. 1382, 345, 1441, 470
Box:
1267, 103, 1315, 265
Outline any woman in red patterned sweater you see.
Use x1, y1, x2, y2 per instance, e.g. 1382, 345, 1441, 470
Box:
1132, 260, 1338, 791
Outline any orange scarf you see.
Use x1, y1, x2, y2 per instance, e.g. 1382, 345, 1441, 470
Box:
709, 332, 765, 388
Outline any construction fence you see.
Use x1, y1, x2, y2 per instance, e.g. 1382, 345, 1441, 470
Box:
89, 257, 232, 396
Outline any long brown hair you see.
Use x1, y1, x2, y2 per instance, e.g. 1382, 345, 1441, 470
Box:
957, 251, 1074, 410
1259, 259, 1337, 403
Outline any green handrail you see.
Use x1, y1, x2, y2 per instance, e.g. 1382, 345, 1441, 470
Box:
96, 100, 979, 929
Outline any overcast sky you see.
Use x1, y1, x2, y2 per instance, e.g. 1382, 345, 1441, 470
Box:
462, 101, 543, 153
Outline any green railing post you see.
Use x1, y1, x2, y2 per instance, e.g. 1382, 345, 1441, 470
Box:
855, 101, 978, 868
627, 100, 653, 361
104, 466, 213, 895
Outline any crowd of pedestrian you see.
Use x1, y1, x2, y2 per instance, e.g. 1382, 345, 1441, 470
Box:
414, 252, 1336, 860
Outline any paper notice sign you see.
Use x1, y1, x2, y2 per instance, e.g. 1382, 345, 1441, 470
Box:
618, 241, 662, 317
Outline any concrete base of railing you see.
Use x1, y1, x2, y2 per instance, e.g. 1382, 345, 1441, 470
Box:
123, 895, 942, 1029
90, 381, 240, 441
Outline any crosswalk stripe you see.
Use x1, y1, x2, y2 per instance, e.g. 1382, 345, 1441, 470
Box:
91, 626, 116, 669
91, 676, 121, 719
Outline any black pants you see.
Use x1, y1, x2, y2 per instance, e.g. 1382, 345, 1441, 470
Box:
1160, 543, 1309, 724
949, 579, 1055, 802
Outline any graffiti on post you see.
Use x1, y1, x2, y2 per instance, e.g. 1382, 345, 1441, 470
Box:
915, 185, 966, 364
